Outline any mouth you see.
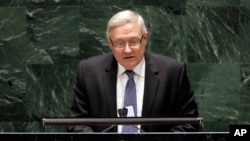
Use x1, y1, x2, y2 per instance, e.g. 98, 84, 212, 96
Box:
124, 56, 135, 59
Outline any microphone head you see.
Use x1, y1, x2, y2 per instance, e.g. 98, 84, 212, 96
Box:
118, 107, 128, 117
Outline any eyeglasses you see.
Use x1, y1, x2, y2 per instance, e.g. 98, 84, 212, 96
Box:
109, 35, 144, 50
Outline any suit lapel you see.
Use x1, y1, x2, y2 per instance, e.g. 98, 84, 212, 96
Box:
103, 53, 118, 117
142, 52, 159, 117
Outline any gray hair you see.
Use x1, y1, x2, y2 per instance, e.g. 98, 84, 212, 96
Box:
106, 10, 148, 37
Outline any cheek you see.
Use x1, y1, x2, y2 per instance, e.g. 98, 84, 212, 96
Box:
112, 51, 123, 61
138, 46, 145, 55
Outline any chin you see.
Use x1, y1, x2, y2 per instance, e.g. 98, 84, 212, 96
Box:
121, 62, 137, 70
125, 65, 136, 70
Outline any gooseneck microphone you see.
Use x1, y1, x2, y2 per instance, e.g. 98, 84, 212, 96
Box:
102, 107, 144, 132
118, 107, 144, 132
101, 108, 128, 132
118, 107, 128, 117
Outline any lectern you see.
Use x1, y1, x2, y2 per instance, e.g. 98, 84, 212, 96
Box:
42, 117, 203, 131
0, 118, 230, 141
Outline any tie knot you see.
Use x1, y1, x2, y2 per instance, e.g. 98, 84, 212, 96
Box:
125, 70, 134, 79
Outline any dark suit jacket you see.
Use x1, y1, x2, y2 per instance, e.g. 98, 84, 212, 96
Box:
68, 51, 199, 132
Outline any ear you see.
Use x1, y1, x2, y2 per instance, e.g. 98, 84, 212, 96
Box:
106, 37, 112, 49
143, 32, 149, 40
143, 32, 149, 45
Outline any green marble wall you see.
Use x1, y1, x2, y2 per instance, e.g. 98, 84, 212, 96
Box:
0, 0, 249, 132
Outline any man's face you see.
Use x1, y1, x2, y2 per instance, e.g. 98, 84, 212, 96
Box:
107, 22, 148, 70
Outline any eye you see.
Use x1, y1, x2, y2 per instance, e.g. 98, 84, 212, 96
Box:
129, 40, 137, 46
117, 41, 124, 45
114, 41, 125, 48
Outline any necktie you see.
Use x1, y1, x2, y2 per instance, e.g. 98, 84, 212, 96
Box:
122, 70, 137, 132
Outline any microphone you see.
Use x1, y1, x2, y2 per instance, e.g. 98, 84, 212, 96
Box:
102, 107, 144, 132
101, 125, 116, 132
101, 108, 128, 132
118, 107, 128, 117
118, 107, 145, 132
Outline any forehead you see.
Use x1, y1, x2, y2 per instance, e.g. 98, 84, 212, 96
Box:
109, 22, 141, 40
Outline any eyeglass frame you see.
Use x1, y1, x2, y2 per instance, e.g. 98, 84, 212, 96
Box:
109, 35, 144, 50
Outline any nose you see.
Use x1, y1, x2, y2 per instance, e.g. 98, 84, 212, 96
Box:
123, 43, 132, 53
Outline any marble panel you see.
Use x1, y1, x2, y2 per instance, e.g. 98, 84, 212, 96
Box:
79, 6, 111, 59
0, 7, 25, 64
0, 0, 26, 6
239, 6, 250, 63
0, 7, 54, 64
25, 64, 75, 122
25, 0, 186, 6
24, 63, 76, 132
143, 6, 187, 61
187, 64, 241, 131
26, 6, 80, 64
187, 0, 240, 6
0, 63, 75, 132
241, 0, 250, 5
0, 65, 26, 122
0, 122, 30, 132
26, 0, 79, 6
78, 0, 186, 6
184, 6, 241, 63
240, 64, 250, 125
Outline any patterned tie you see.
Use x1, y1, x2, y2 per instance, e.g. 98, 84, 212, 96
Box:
122, 70, 137, 132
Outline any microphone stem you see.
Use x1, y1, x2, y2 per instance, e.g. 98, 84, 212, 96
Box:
102, 125, 116, 132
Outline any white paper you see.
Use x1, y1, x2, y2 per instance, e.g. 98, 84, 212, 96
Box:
125, 106, 135, 117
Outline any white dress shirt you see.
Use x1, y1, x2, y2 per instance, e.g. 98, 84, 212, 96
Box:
116, 57, 145, 133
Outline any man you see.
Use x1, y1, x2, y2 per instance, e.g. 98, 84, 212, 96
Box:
68, 10, 199, 132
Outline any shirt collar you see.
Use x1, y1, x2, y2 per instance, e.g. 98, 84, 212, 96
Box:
117, 57, 145, 77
